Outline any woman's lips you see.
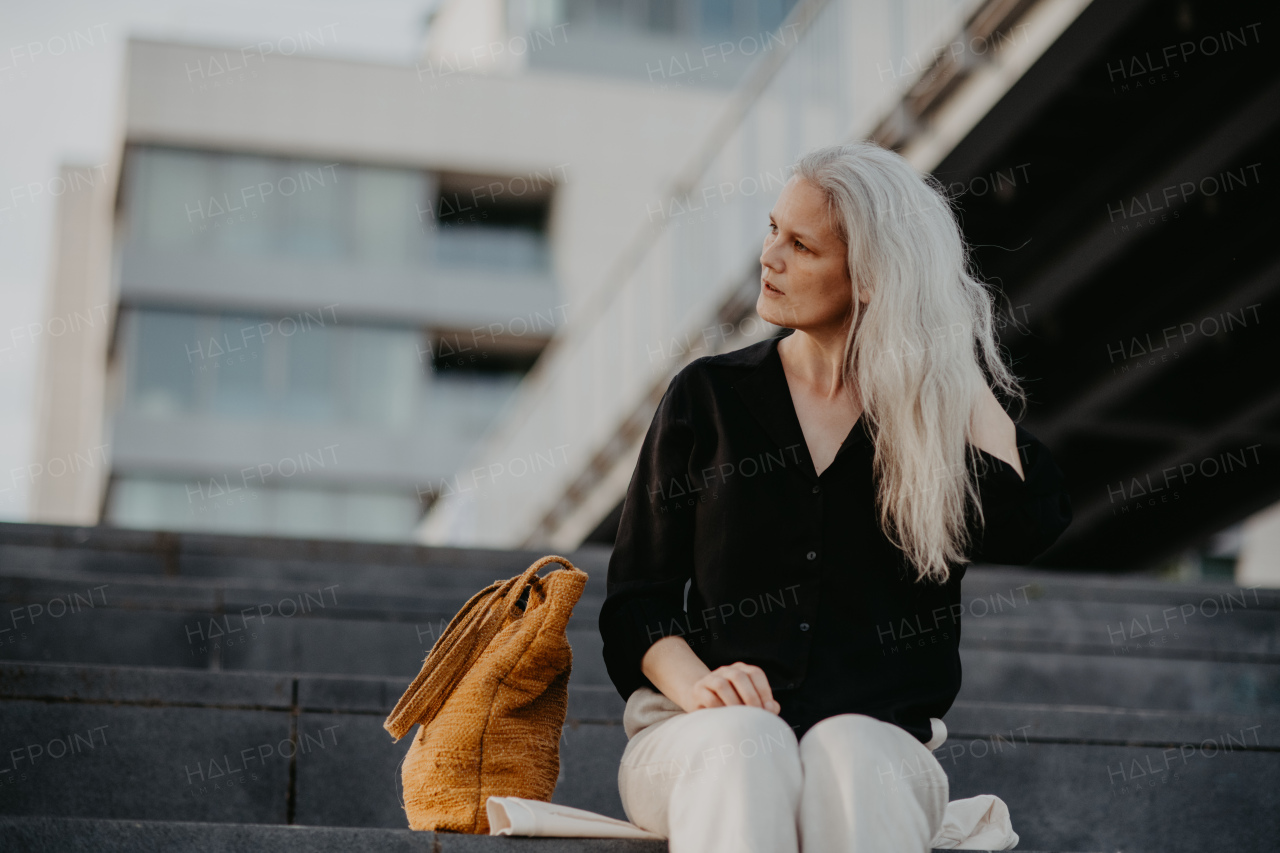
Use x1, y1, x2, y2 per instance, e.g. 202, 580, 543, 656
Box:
763, 279, 783, 295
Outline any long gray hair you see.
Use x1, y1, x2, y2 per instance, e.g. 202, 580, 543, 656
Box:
794, 142, 1025, 583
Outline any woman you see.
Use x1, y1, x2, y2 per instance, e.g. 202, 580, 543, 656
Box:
597, 142, 1073, 853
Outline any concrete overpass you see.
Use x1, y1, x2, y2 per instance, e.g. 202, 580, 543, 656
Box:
418, 0, 1280, 574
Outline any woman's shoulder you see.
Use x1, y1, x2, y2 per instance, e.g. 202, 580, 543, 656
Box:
670, 336, 778, 387
967, 420, 1069, 499
657, 336, 781, 430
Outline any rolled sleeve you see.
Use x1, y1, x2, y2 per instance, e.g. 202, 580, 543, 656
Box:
969, 423, 1073, 565
598, 367, 701, 701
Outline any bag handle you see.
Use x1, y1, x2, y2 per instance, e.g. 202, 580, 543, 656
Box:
383, 555, 581, 741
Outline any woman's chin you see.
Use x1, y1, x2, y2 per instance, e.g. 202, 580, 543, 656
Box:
756, 296, 784, 326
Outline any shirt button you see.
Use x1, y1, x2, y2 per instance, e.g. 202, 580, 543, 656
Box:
806, 550, 817, 561
812, 485, 820, 494
799, 622, 810, 631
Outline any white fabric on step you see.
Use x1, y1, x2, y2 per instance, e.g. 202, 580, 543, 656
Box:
928, 794, 1020, 850
486, 794, 1017, 848
486, 797, 664, 839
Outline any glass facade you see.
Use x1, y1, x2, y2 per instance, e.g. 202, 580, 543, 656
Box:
120, 308, 423, 428
108, 475, 421, 543
109, 145, 559, 541
508, 0, 802, 85
122, 145, 552, 270
107, 306, 535, 540
116, 305, 534, 434
516, 0, 797, 39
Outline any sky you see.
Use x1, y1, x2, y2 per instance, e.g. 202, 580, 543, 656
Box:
0, 0, 440, 519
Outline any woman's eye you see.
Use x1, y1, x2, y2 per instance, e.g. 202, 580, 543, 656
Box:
794, 240, 807, 252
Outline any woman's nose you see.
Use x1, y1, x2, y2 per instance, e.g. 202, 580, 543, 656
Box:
761, 240, 782, 271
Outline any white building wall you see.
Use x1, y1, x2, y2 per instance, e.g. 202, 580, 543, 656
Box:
122, 38, 731, 324
1237, 503, 1280, 588
29, 164, 117, 524
32, 36, 736, 538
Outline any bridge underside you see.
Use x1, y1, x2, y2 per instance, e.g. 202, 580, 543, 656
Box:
590, 0, 1280, 572
940, 0, 1279, 569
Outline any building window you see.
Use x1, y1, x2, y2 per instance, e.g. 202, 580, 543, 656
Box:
105, 476, 422, 542
120, 307, 423, 429
118, 308, 547, 434
518, 0, 797, 39
431, 171, 553, 270
122, 145, 556, 272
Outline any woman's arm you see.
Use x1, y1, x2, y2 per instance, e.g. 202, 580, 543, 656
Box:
967, 404, 1073, 564
602, 364, 781, 715
642, 635, 780, 714
600, 367, 709, 703
970, 384, 1024, 480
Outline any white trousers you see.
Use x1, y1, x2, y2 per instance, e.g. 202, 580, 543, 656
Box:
617, 687, 949, 853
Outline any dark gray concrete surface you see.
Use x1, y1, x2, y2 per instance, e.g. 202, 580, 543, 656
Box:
0, 815, 1064, 852
1, 520, 1276, 852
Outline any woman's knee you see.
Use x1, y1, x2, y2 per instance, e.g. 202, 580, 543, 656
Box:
800, 714, 948, 801
800, 714, 933, 779
672, 705, 801, 777
800, 713, 905, 759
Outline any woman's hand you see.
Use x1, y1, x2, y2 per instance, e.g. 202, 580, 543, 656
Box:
686, 662, 781, 713
641, 636, 781, 714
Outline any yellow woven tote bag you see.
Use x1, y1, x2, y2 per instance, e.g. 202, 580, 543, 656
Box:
383, 554, 588, 833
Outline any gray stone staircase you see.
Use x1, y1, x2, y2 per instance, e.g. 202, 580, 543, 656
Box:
0, 522, 1276, 851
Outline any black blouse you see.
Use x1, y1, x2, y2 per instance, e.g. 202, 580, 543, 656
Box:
598, 331, 1073, 743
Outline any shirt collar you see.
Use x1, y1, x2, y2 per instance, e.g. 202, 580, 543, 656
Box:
730, 333, 871, 482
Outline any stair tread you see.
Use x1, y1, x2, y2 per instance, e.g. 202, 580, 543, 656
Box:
2, 522, 1276, 853
0, 814, 1072, 853
4, 659, 1279, 744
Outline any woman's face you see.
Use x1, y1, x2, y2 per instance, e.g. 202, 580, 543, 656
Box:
757, 176, 862, 333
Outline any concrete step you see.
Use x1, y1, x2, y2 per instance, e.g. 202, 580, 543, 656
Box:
6, 521, 1276, 611
0, 661, 627, 827
0, 570, 605, 630
4, 520, 1277, 852
0, 816, 1068, 853
960, 565, 1280, 609
10, 659, 1280, 737
2, 591, 1277, 713
1, 661, 1276, 852
0, 816, 663, 852
0, 522, 614, 588
3, 568, 1277, 661
955, 648, 1280, 713
7, 520, 1276, 675
0, 542, 611, 591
